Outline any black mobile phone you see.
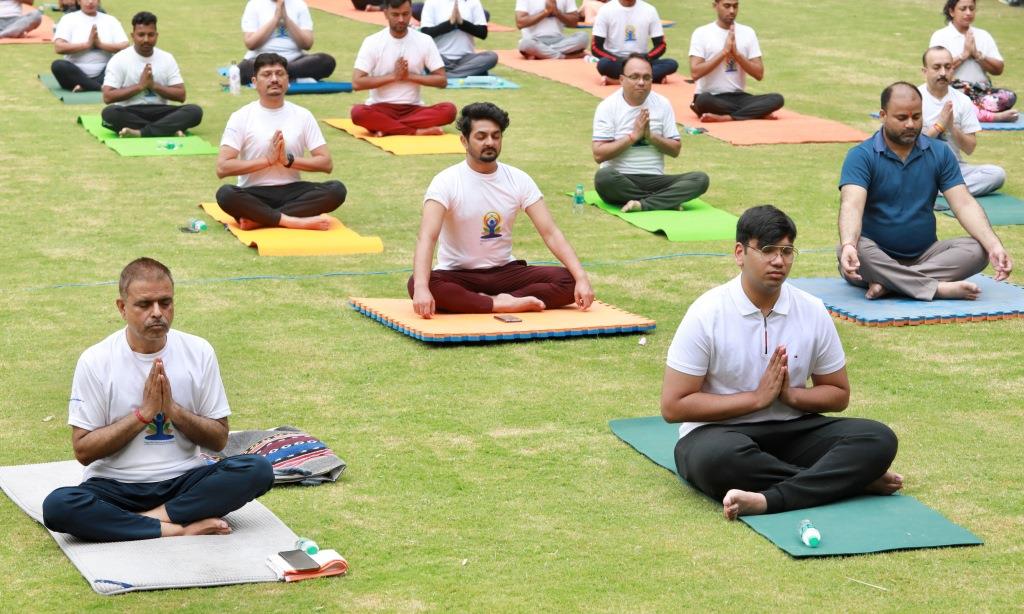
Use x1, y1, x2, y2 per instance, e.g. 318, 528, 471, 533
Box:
278, 549, 320, 571
494, 314, 523, 323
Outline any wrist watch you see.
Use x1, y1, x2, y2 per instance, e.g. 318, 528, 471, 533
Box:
285, 153, 295, 168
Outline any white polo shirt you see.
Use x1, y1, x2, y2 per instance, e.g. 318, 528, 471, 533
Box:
666, 276, 846, 439
918, 84, 981, 162
929, 24, 1002, 85
689, 21, 761, 95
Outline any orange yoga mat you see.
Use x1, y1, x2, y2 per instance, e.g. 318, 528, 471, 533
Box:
0, 7, 53, 44
350, 297, 655, 343
324, 117, 464, 155
199, 202, 384, 256
305, 0, 514, 32
494, 50, 868, 146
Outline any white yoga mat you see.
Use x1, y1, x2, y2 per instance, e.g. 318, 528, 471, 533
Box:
0, 460, 295, 595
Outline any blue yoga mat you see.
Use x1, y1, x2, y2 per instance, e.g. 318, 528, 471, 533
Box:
788, 275, 1024, 325
216, 68, 351, 94
609, 416, 983, 558
446, 76, 519, 89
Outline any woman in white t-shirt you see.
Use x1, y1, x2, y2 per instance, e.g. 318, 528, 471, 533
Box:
929, 0, 1017, 123
50, 0, 128, 91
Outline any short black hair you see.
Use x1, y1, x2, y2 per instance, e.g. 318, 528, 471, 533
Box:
131, 11, 157, 28
385, 0, 411, 9
456, 102, 510, 137
622, 52, 652, 74
119, 257, 173, 298
253, 52, 288, 75
922, 45, 952, 67
880, 81, 921, 110
942, 0, 966, 23
736, 205, 797, 247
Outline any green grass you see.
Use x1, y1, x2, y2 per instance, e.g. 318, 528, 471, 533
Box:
1, 0, 1023, 610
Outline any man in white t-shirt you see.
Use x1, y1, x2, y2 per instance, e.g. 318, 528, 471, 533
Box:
42, 258, 274, 542
0, 0, 42, 38
216, 53, 346, 231
662, 206, 901, 520
590, 0, 677, 85
409, 102, 595, 316
919, 46, 1005, 197
688, 0, 783, 122
351, 0, 456, 136
419, 0, 497, 78
592, 54, 708, 212
515, 0, 588, 60
99, 12, 202, 138
239, 0, 335, 83
50, 0, 127, 92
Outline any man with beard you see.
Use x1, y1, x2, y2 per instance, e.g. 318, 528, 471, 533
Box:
837, 81, 1012, 301
918, 46, 1005, 197
216, 53, 346, 231
350, 0, 456, 136
42, 258, 274, 542
408, 102, 595, 316
100, 12, 202, 138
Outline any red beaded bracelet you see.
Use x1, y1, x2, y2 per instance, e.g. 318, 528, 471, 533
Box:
133, 407, 151, 425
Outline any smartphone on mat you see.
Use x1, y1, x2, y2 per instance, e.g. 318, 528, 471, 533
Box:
494, 315, 523, 323
278, 549, 320, 571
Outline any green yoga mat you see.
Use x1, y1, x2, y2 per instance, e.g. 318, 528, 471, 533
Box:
581, 190, 738, 242
38, 73, 103, 104
936, 192, 1024, 226
77, 115, 219, 157
609, 416, 983, 558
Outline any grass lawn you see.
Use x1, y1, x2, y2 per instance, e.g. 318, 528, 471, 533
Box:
1, 0, 1022, 610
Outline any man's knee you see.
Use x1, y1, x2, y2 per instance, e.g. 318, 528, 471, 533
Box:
478, 51, 498, 68
593, 167, 618, 196
42, 487, 85, 532
215, 184, 240, 207
676, 430, 756, 490
684, 171, 711, 195
434, 102, 457, 124
764, 93, 785, 111
181, 104, 203, 125
100, 105, 119, 125
318, 53, 337, 74
224, 454, 275, 493
322, 180, 347, 209
350, 104, 371, 125
848, 419, 899, 469
596, 58, 621, 78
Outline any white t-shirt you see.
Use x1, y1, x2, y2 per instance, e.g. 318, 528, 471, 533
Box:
424, 161, 544, 270
689, 21, 761, 95
0, 0, 24, 19
103, 47, 184, 106
68, 329, 231, 483
515, 0, 578, 39
354, 28, 445, 105
591, 0, 663, 57
419, 0, 487, 61
221, 100, 327, 188
54, 10, 128, 78
593, 89, 680, 175
241, 0, 314, 61
666, 276, 846, 439
918, 84, 980, 162
929, 23, 1002, 85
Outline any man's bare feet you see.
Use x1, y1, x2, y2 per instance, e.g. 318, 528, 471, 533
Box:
700, 112, 733, 123
237, 217, 263, 230
600, 76, 619, 86
764, 113, 780, 120
279, 214, 332, 231
175, 130, 186, 137
620, 200, 643, 213
864, 282, 889, 300
372, 131, 385, 137
118, 127, 142, 138
72, 84, 83, 93
935, 280, 981, 300
183, 518, 232, 536
722, 489, 767, 520
992, 109, 1020, 123
491, 293, 545, 313
865, 471, 904, 495
414, 126, 445, 136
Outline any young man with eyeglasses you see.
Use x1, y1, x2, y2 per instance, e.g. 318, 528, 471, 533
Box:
661, 205, 902, 520
591, 53, 708, 212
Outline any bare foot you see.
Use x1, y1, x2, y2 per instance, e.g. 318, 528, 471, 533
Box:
279, 214, 332, 231
992, 109, 1019, 123
72, 84, 83, 93
620, 200, 643, 213
935, 280, 981, 300
414, 126, 445, 136
763, 113, 780, 120
175, 130, 185, 137
237, 217, 263, 230
182, 518, 232, 536
491, 293, 545, 313
600, 75, 619, 86
118, 127, 141, 138
722, 489, 767, 520
364, 3, 382, 10
864, 283, 888, 300
865, 471, 904, 495
700, 112, 733, 123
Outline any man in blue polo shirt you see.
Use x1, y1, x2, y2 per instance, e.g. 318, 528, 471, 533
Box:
837, 81, 1012, 301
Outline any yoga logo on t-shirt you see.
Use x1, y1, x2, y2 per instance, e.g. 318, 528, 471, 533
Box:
725, 58, 737, 73
481, 212, 503, 239
624, 25, 637, 43
145, 412, 175, 443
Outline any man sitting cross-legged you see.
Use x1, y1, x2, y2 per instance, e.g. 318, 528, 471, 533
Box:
216, 53, 346, 231
515, 0, 588, 60
100, 12, 202, 138
662, 205, 902, 520
42, 258, 274, 541
409, 102, 595, 317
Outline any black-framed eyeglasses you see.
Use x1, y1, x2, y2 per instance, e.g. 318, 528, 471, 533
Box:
624, 73, 653, 83
744, 244, 799, 260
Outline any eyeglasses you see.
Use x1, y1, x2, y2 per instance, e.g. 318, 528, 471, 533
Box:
624, 73, 653, 83
744, 244, 799, 261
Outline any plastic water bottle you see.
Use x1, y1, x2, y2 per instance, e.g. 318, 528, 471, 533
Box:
187, 218, 208, 232
573, 183, 586, 215
156, 141, 182, 151
797, 519, 821, 548
295, 537, 319, 555
228, 61, 241, 96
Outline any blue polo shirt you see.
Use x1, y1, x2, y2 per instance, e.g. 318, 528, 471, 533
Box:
839, 130, 964, 260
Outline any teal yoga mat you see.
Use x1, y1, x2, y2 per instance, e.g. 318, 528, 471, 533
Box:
76, 115, 219, 157
581, 190, 737, 242
38, 73, 103, 104
935, 192, 1024, 225
446, 75, 519, 89
609, 416, 983, 557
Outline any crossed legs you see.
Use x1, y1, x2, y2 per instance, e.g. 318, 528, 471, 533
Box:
406, 260, 576, 313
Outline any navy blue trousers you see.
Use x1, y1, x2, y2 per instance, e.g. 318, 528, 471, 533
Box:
42, 455, 274, 541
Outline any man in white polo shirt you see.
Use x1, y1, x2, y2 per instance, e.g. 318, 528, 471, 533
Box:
661, 205, 902, 520
238, 0, 336, 83
919, 46, 1005, 198
50, 0, 127, 92
0, 0, 42, 38
590, 0, 677, 85
100, 12, 202, 138
592, 53, 708, 212
419, 0, 497, 78
409, 102, 594, 316
515, 0, 588, 60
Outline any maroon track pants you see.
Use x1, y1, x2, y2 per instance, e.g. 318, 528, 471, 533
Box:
407, 260, 576, 313
350, 102, 457, 136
